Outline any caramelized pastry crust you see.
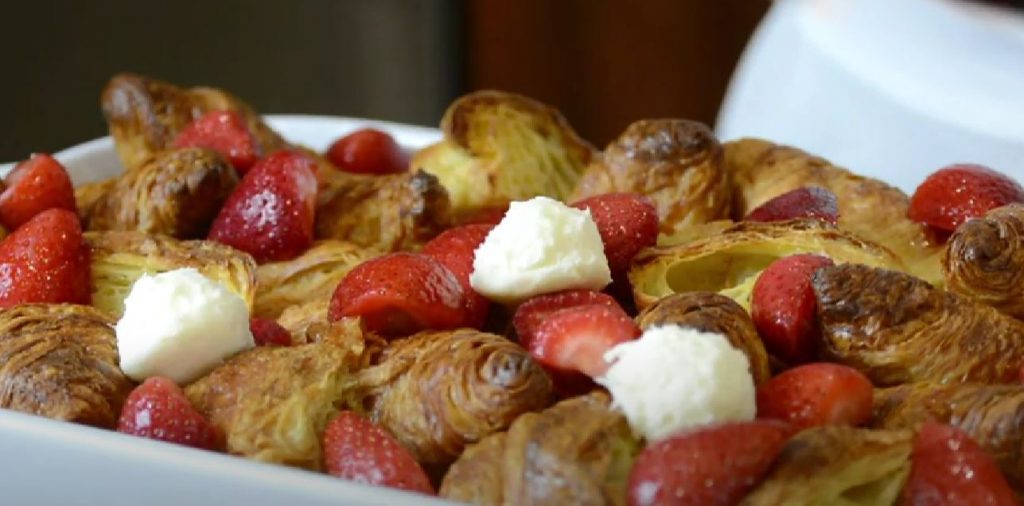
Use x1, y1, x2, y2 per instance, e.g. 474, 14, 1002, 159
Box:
812, 263, 1024, 386
356, 329, 553, 470
944, 204, 1024, 319
440, 392, 639, 506
635, 291, 770, 384
572, 119, 731, 235
0, 304, 133, 428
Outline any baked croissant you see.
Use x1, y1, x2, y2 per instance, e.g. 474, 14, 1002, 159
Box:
944, 204, 1024, 319
628, 219, 904, 311
85, 147, 238, 239
571, 119, 731, 236
87, 230, 256, 317
411, 90, 594, 222
812, 263, 1024, 386
440, 392, 639, 506
0, 304, 133, 428
635, 291, 771, 384
723, 138, 944, 286
254, 240, 381, 319
184, 341, 364, 470
355, 329, 553, 471
741, 426, 913, 506
75, 178, 116, 225
873, 382, 1024, 489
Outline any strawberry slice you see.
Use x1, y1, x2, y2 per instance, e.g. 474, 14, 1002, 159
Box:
756, 363, 873, 430
529, 303, 640, 394
745, 187, 839, 225
0, 153, 77, 231
628, 420, 792, 506
174, 110, 261, 174
325, 128, 406, 175
571, 192, 659, 275
513, 289, 625, 349
207, 150, 318, 263
909, 164, 1024, 232
422, 224, 495, 329
117, 376, 221, 450
902, 422, 1017, 505
751, 254, 835, 365
329, 252, 469, 337
249, 317, 291, 347
323, 411, 434, 494
0, 208, 90, 308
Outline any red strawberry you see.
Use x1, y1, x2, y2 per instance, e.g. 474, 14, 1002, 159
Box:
751, 254, 835, 365
207, 150, 317, 263
0, 208, 90, 308
174, 110, 261, 174
249, 317, 291, 347
0, 153, 77, 230
513, 289, 625, 349
571, 193, 659, 274
530, 303, 640, 390
756, 363, 873, 430
627, 420, 792, 506
329, 252, 468, 337
909, 164, 1024, 232
117, 376, 221, 450
422, 224, 495, 328
325, 128, 406, 175
902, 422, 1017, 506
745, 187, 839, 225
323, 411, 433, 494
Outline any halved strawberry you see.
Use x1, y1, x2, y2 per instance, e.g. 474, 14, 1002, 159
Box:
513, 289, 625, 349
756, 363, 873, 430
117, 376, 221, 450
0, 208, 90, 308
249, 317, 291, 347
529, 303, 640, 393
325, 128, 406, 175
627, 420, 792, 506
902, 422, 1017, 505
174, 110, 261, 174
0, 153, 77, 230
909, 164, 1024, 232
207, 150, 318, 263
329, 252, 468, 337
751, 254, 835, 365
323, 411, 433, 494
571, 193, 659, 275
422, 224, 495, 328
745, 187, 839, 225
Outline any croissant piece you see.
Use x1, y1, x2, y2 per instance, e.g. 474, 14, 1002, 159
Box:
0, 304, 133, 428
315, 168, 451, 251
812, 263, 1024, 386
741, 426, 912, 506
411, 90, 594, 221
356, 329, 552, 470
440, 392, 639, 506
75, 178, 117, 225
944, 204, 1024, 319
572, 119, 731, 236
184, 341, 363, 470
85, 148, 238, 239
635, 292, 771, 384
723, 138, 943, 285
100, 73, 287, 170
254, 240, 381, 319
86, 230, 256, 317
873, 382, 1024, 489
629, 219, 903, 311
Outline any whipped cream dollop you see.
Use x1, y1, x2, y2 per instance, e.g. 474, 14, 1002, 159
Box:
470, 196, 611, 304
597, 324, 756, 441
116, 268, 254, 384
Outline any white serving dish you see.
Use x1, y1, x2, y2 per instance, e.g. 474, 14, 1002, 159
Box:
0, 115, 451, 506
